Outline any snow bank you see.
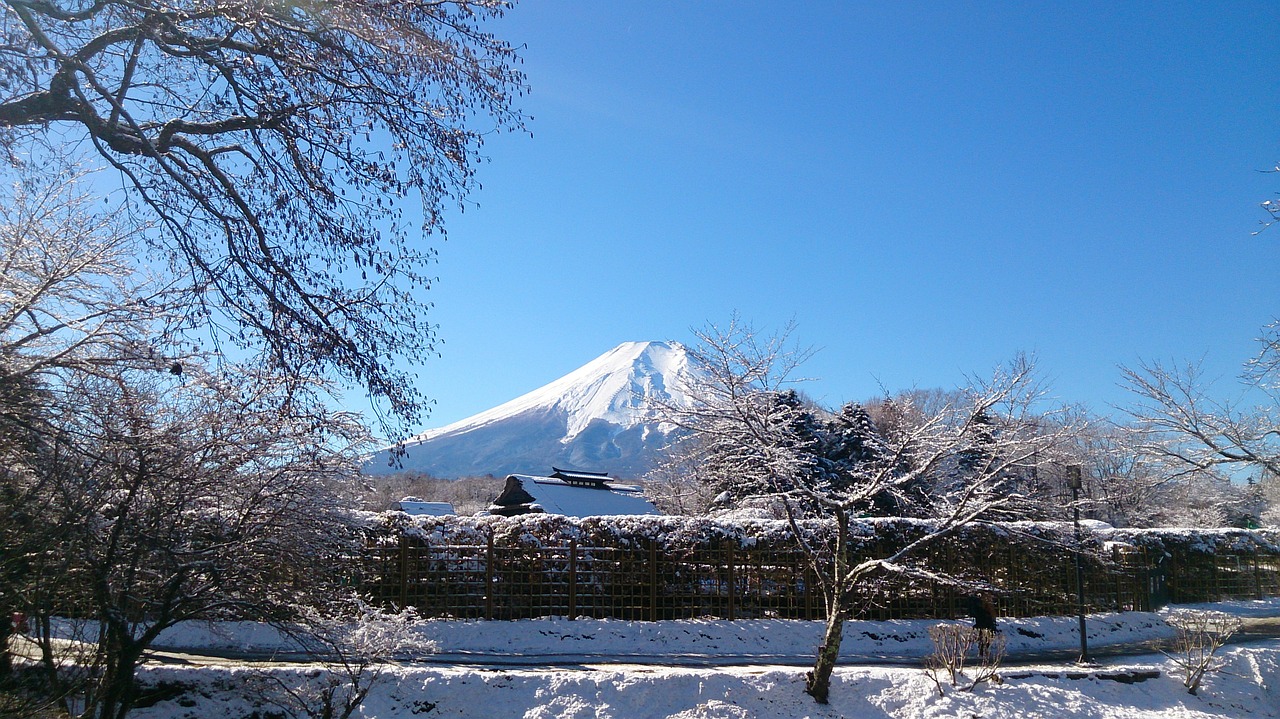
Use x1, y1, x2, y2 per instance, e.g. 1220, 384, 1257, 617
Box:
130, 640, 1280, 719
142, 604, 1272, 662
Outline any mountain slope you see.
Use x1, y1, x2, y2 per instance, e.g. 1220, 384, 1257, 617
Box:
363, 341, 695, 479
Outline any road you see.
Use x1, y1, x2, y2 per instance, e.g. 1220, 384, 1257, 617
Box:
134, 616, 1280, 670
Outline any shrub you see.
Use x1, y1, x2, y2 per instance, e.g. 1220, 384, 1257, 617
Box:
1164, 609, 1242, 695
924, 623, 1004, 694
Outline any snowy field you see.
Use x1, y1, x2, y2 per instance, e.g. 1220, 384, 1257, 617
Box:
133, 647, 1280, 719
118, 600, 1280, 718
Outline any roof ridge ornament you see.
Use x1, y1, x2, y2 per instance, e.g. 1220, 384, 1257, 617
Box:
550, 467, 612, 487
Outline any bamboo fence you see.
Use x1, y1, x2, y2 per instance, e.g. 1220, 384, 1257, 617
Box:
361, 529, 1280, 621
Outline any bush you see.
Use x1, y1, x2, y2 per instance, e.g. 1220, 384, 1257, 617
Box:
1164, 609, 1242, 695
924, 623, 1004, 694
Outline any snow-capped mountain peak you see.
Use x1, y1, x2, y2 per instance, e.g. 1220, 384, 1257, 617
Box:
414, 340, 691, 443
365, 341, 697, 478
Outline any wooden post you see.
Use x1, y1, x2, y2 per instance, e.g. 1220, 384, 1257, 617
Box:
485, 531, 495, 621
398, 535, 409, 608
726, 545, 736, 621
568, 540, 578, 620
803, 553, 814, 620
649, 539, 659, 621
1113, 550, 1123, 611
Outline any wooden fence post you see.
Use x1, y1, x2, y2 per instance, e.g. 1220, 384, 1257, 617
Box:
649, 539, 659, 622
568, 540, 578, 620
485, 531, 495, 621
803, 553, 814, 620
726, 545, 736, 621
398, 535, 409, 608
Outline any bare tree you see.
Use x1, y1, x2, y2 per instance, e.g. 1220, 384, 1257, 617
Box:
249, 600, 435, 719
1123, 360, 1280, 481
0, 0, 527, 424
0, 165, 178, 701
1055, 418, 1164, 527
0, 164, 379, 719
644, 447, 721, 516
923, 623, 1005, 695
0, 165, 177, 380
653, 318, 818, 508
19, 365, 371, 719
660, 320, 1075, 704
1121, 344, 1280, 527
1164, 609, 1243, 695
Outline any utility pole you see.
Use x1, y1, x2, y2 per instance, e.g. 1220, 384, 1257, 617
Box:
1067, 465, 1090, 664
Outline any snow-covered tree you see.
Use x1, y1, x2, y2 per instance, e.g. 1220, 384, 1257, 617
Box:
17, 365, 371, 719
660, 320, 1077, 704
651, 320, 817, 510
1057, 418, 1165, 528
824, 402, 896, 515
0, 169, 375, 719
249, 601, 436, 719
643, 447, 723, 516
0, 166, 177, 380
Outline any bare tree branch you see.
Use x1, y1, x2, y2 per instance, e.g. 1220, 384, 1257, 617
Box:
0, 0, 528, 427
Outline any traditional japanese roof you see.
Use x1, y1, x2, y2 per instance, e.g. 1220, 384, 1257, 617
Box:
490, 471, 660, 518
549, 466, 612, 487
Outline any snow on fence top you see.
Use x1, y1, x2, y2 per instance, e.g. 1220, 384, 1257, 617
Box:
365, 512, 1280, 557
1103, 526, 1280, 556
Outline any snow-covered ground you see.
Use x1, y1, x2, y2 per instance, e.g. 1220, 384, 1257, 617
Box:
123, 600, 1280, 718
134, 647, 1280, 719
148, 609, 1184, 665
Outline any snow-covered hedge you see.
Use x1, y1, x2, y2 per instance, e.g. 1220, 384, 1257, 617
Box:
1101, 527, 1280, 557
366, 512, 1114, 554
366, 512, 1280, 563
370, 513, 1279, 555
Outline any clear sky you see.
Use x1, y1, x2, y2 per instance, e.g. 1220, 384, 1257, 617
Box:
385, 1, 1279, 432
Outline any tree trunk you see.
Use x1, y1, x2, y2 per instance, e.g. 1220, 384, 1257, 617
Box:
806, 507, 851, 704
0, 607, 12, 679
95, 639, 144, 719
805, 608, 844, 704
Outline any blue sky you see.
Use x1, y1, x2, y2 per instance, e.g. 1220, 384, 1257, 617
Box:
391, 1, 1279, 431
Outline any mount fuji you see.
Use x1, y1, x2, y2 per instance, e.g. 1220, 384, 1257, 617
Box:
362, 341, 697, 479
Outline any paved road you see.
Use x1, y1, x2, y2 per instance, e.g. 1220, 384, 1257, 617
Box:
138, 616, 1280, 670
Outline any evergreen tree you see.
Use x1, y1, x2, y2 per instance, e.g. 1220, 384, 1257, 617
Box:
821, 403, 900, 515
955, 409, 997, 476
826, 403, 884, 466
